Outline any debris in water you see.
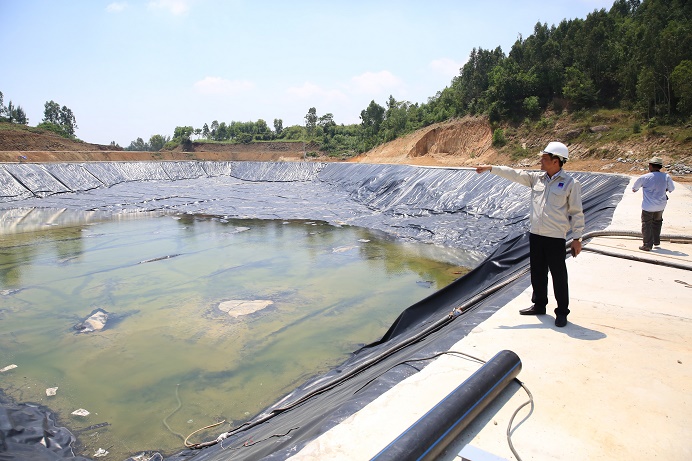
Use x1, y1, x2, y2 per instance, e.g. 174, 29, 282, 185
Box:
93, 448, 109, 457
75, 309, 109, 333
218, 300, 274, 318
46, 387, 58, 396
138, 254, 181, 264
0, 364, 18, 373
72, 408, 90, 417
332, 245, 358, 253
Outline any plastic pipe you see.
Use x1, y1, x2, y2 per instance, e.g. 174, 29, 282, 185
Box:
371, 349, 522, 461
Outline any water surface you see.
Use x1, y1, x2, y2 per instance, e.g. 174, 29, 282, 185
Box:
0, 209, 470, 459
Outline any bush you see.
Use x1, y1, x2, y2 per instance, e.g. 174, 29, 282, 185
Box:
237, 133, 253, 144
492, 128, 507, 147
523, 96, 541, 118
163, 140, 180, 150
632, 121, 641, 133
36, 121, 72, 139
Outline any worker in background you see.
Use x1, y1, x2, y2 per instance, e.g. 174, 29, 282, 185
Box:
632, 156, 675, 251
475, 142, 584, 328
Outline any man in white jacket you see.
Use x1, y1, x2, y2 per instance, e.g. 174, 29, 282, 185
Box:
632, 156, 675, 251
476, 142, 584, 327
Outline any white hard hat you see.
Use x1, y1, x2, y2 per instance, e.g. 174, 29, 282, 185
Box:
542, 141, 569, 161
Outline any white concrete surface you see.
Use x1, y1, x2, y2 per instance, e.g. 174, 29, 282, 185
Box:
291, 177, 692, 461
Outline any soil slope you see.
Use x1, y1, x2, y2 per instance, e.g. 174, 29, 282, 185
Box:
350, 116, 691, 181
1, 117, 690, 181
0, 127, 307, 162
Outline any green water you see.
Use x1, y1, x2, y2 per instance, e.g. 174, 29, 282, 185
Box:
0, 210, 469, 459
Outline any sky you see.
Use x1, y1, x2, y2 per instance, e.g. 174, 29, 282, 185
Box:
1, 0, 616, 146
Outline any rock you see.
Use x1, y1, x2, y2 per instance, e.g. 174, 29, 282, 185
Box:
563, 128, 582, 139
0, 364, 18, 373
71, 408, 90, 417
75, 308, 109, 333
589, 125, 610, 133
218, 300, 274, 318
46, 387, 58, 396
332, 245, 358, 253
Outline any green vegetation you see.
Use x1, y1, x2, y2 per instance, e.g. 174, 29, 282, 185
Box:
2, 0, 690, 157
492, 128, 507, 147
0, 91, 28, 125
177, 0, 689, 158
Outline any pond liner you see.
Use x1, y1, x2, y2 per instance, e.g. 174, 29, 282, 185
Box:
0, 391, 92, 461
0, 162, 630, 460
160, 231, 533, 461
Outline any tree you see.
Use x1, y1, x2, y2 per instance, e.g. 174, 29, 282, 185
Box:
671, 60, 692, 115
41, 100, 77, 137
43, 101, 61, 124
149, 134, 169, 151
280, 125, 305, 140
360, 100, 385, 135
12, 105, 28, 124
273, 118, 283, 135
173, 126, 194, 151
636, 67, 657, 118
256, 119, 269, 134
562, 66, 598, 108
5, 100, 28, 124
305, 107, 317, 135
0, 91, 6, 120
126, 137, 149, 151
173, 126, 194, 142
216, 122, 228, 141
484, 58, 538, 119
59, 106, 77, 136
450, 46, 505, 114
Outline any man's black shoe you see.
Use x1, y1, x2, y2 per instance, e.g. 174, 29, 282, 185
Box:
519, 305, 546, 315
555, 315, 568, 327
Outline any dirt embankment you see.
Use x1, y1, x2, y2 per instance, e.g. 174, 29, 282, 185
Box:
0, 128, 310, 163
1, 117, 690, 181
351, 116, 691, 182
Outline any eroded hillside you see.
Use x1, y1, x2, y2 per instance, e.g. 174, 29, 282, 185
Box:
1, 115, 690, 181
351, 115, 691, 181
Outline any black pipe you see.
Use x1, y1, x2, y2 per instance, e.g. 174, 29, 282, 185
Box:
371, 350, 522, 461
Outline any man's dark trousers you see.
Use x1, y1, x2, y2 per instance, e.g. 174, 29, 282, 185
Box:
641, 210, 664, 248
529, 233, 570, 317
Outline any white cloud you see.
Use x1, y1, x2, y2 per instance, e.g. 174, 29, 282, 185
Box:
148, 0, 190, 15
285, 82, 348, 103
348, 71, 404, 96
429, 58, 464, 79
106, 2, 128, 13
193, 77, 255, 96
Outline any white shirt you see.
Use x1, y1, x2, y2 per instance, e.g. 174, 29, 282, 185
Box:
632, 171, 675, 212
491, 166, 585, 240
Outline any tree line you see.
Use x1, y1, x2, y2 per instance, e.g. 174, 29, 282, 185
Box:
158, 0, 690, 157
3, 0, 690, 157
350, 0, 691, 152
1, 92, 79, 140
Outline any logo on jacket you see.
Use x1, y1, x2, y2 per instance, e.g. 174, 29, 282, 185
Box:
558, 182, 565, 188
